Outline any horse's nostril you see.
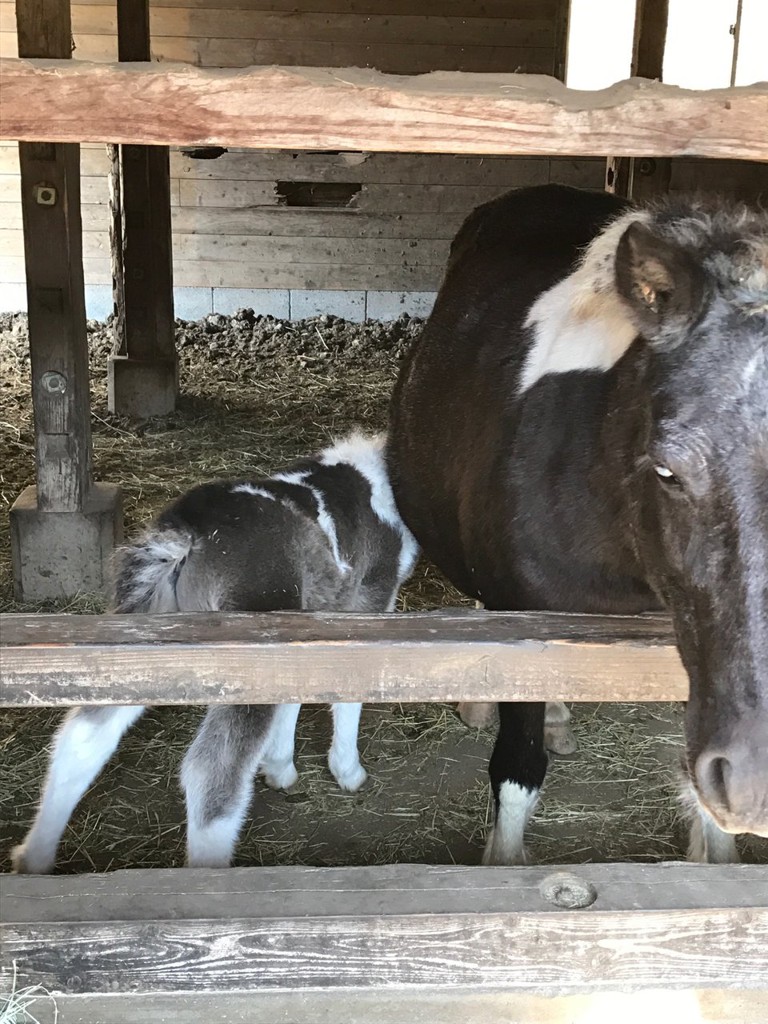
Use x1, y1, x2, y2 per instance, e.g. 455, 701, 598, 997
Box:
697, 753, 733, 814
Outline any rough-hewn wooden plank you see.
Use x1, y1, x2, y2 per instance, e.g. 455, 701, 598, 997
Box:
2, 62, 766, 160
10, 989, 768, 1024
3, 864, 767, 997
0, 609, 687, 706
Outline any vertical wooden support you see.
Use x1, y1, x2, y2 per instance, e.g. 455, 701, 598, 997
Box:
107, 0, 177, 419
606, 0, 671, 199
10, 0, 122, 602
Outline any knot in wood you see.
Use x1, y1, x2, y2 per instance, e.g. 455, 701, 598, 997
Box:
539, 871, 597, 909
41, 371, 67, 395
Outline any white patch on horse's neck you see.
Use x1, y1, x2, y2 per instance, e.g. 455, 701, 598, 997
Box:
518, 209, 649, 394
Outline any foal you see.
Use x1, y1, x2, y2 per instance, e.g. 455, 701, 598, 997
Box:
12, 431, 418, 872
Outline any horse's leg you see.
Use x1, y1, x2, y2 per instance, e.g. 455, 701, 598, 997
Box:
328, 702, 367, 792
482, 701, 548, 865
683, 780, 739, 864
182, 704, 276, 868
544, 701, 578, 755
11, 705, 146, 874
259, 703, 301, 791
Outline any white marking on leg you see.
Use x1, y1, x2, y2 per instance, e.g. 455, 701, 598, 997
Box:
328, 702, 367, 792
482, 780, 539, 866
683, 781, 740, 864
260, 703, 301, 790
11, 705, 146, 874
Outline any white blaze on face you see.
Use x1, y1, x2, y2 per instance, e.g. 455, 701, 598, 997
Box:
518, 210, 647, 394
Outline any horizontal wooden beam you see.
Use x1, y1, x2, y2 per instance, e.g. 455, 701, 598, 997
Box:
0, 609, 687, 706
3, 863, 767, 1002
1, 59, 767, 160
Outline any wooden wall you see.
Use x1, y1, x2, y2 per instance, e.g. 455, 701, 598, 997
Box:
0, 0, 594, 297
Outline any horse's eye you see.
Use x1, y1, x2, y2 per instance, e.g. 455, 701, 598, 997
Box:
654, 465, 680, 485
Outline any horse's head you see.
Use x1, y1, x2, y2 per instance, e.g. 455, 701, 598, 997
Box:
616, 202, 768, 838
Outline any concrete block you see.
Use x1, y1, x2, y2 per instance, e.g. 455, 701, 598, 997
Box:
365, 291, 437, 321
10, 482, 123, 602
290, 290, 365, 323
0, 282, 28, 313
85, 285, 115, 321
213, 288, 290, 319
174, 287, 213, 321
108, 355, 178, 418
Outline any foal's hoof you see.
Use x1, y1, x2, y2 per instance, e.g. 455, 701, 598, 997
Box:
457, 701, 496, 729
544, 724, 578, 755
262, 762, 300, 791
10, 843, 54, 875
330, 760, 368, 793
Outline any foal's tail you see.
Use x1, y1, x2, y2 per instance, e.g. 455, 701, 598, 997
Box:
112, 528, 196, 613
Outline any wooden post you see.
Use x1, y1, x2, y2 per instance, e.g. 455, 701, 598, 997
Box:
9, 0, 122, 602
107, 0, 177, 419
605, 0, 671, 199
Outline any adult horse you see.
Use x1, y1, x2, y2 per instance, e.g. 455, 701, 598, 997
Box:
387, 183, 768, 864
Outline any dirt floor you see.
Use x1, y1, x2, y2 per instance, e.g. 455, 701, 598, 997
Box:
1, 310, 765, 872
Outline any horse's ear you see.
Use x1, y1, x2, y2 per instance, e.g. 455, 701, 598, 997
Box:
615, 221, 705, 340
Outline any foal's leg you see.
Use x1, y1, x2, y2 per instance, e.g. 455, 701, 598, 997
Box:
683, 780, 739, 864
182, 704, 276, 868
259, 703, 301, 790
482, 701, 548, 865
328, 703, 367, 792
11, 705, 146, 874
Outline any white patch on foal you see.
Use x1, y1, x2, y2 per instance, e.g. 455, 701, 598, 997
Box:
321, 431, 419, 583
519, 210, 648, 394
482, 780, 539, 866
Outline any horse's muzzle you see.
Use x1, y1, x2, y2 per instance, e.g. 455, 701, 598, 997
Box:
694, 727, 768, 837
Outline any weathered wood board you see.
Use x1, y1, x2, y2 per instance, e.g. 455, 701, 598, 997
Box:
0, 609, 689, 706
2, 62, 767, 161
2, 863, 767, 1004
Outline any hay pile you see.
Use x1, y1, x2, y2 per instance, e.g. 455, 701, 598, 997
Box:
2, 310, 761, 871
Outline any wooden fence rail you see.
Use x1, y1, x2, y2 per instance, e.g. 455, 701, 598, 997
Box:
1, 60, 767, 159
0, 609, 687, 706
2, 862, 768, 1024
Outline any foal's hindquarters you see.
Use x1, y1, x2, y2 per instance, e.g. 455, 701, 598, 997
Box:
12, 432, 418, 873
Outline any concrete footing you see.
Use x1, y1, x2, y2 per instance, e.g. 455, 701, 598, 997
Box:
108, 355, 178, 419
10, 483, 123, 602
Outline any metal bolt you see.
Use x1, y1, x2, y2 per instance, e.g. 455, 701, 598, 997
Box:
539, 871, 597, 909
41, 371, 67, 395
34, 184, 57, 206
637, 158, 657, 177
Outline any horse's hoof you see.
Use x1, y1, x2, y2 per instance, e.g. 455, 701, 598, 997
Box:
544, 724, 578, 755
457, 701, 496, 729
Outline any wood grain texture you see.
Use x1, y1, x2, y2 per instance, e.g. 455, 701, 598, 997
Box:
2, 863, 767, 997
0, 609, 688, 706
8, 988, 767, 1024
2, 61, 766, 160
